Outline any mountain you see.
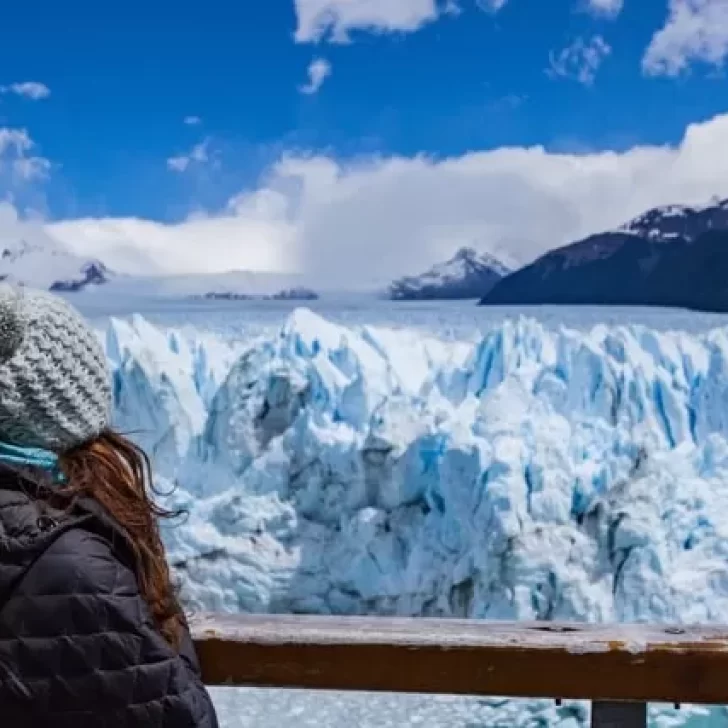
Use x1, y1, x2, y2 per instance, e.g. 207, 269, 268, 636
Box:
479, 199, 728, 310
641, 230, 728, 311
50, 262, 113, 292
0, 233, 317, 299
0, 238, 114, 292
388, 247, 511, 300
619, 198, 728, 241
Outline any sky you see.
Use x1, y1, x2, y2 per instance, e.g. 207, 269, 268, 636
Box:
2, 0, 728, 288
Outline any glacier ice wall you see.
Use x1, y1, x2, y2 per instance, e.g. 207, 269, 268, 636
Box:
102, 308, 728, 725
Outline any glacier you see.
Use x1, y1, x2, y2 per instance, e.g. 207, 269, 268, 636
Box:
99, 307, 728, 727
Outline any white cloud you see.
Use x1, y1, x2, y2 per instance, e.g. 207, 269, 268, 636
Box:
0, 128, 51, 182
167, 156, 191, 173
547, 35, 612, 85
293, 0, 448, 43
0, 129, 33, 157
0, 82, 51, 100
583, 0, 623, 18
167, 138, 211, 173
38, 113, 728, 291
299, 58, 332, 94
184, 115, 202, 126
50, 204, 295, 278
12, 156, 51, 182
643, 0, 728, 76
475, 0, 508, 11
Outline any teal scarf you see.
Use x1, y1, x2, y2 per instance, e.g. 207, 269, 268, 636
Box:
0, 441, 66, 483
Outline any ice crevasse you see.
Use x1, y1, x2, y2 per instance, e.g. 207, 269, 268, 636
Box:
103, 309, 728, 721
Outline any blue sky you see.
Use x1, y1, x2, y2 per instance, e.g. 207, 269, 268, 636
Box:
2, 0, 728, 286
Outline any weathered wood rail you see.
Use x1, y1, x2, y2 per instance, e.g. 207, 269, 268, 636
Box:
190, 614, 728, 728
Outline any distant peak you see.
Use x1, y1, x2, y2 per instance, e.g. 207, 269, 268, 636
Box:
451, 246, 478, 261
448, 246, 510, 273
0, 232, 115, 292
387, 245, 510, 300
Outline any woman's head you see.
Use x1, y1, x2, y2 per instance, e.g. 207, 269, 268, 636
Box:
0, 284, 112, 450
0, 285, 183, 648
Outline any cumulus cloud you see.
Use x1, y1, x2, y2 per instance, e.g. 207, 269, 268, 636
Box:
184, 115, 202, 126
0, 129, 33, 157
643, 0, 728, 76
167, 138, 211, 172
293, 0, 449, 43
583, 0, 624, 18
0, 128, 51, 182
36, 112, 728, 290
0, 82, 51, 100
547, 35, 612, 85
50, 202, 295, 278
299, 58, 332, 94
0, 202, 59, 249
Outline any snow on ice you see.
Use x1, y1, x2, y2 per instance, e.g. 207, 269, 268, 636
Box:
100, 307, 728, 726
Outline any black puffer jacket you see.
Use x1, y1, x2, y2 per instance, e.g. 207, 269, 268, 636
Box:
0, 468, 219, 727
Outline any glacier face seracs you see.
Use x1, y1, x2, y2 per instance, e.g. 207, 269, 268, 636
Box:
102, 308, 728, 725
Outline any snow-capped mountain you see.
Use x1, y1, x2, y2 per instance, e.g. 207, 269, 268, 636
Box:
0, 238, 114, 292
388, 247, 511, 300
50, 262, 113, 292
481, 197, 728, 310
619, 198, 728, 241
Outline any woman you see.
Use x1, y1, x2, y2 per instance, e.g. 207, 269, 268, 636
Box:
0, 284, 219, 727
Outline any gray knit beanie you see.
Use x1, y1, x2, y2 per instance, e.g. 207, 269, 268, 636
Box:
0, 284, 112, 452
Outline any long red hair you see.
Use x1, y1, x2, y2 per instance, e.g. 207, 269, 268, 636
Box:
55, 430, 184, 649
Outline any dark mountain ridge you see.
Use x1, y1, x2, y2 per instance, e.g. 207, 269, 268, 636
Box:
480, 200, 728, 311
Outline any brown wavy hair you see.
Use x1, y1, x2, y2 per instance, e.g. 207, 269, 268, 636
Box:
55, 430, 185, 649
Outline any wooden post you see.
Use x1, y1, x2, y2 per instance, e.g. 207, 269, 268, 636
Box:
591, 701, 647, 728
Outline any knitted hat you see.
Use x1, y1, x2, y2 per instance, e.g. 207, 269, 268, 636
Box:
0, 284, 112, 452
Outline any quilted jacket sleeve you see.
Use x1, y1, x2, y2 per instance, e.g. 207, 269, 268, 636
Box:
0, 525, 220, 728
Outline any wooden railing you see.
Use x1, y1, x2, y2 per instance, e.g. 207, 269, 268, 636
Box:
190, 614, 728, 728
